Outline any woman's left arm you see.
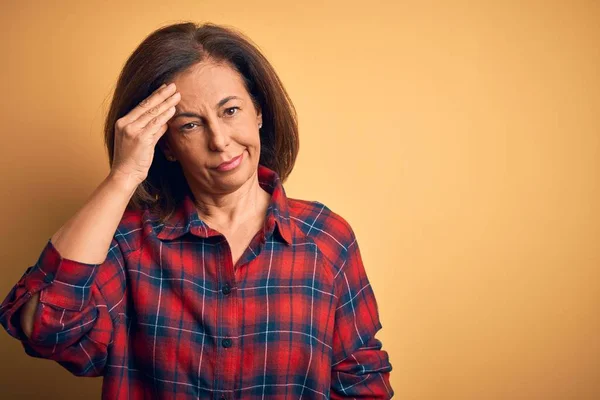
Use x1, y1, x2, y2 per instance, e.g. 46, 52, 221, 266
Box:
330, 230, 394, 399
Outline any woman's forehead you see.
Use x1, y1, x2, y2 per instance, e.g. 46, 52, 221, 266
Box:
173, 63, 249, 112
173, 61, 248, 104
175, 61, 242, 87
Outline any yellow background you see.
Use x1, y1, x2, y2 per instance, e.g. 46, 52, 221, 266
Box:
1, 0, 598, 398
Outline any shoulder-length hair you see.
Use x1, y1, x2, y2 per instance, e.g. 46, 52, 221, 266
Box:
104, 22, 299, 223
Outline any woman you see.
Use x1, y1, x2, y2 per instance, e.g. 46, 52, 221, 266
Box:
0, 22, 393, 399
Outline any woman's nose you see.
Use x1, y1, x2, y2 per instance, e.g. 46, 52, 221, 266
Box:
207, 120, 231, 151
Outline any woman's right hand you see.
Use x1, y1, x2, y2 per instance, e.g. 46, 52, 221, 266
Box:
109, 82, 181, 187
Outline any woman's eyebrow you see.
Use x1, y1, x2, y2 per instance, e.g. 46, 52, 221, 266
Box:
217, 95, 242, 107
172, 96, 242, 120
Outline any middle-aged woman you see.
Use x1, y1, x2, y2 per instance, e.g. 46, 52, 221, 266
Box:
0, 22, 393, 399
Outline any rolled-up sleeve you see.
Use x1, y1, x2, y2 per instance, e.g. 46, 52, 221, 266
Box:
331, 231, 394, 399
0, 237, 126, 376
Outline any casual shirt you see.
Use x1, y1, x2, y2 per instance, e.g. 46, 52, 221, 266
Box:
0, 165, 393, 399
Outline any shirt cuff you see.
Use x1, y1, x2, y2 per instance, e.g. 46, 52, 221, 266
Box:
26, 239, 100, 311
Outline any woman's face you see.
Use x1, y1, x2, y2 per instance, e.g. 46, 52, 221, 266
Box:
161, 60, 263, 196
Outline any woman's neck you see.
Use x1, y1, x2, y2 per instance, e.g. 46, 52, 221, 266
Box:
189, 171, 271, 233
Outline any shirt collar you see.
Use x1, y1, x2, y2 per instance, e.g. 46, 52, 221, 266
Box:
146, 165, 293, 245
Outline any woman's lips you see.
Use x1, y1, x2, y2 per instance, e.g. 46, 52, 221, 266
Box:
216, 152, 243, 171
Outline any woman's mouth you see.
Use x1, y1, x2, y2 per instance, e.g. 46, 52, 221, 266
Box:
215, 152, 243, 172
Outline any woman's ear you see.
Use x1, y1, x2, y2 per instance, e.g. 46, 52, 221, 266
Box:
158, 138, 177, 162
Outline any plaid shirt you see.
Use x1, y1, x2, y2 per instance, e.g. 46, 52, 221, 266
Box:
0, 165, 393, 399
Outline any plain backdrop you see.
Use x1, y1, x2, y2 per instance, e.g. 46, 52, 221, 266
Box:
0, 0, 598, 399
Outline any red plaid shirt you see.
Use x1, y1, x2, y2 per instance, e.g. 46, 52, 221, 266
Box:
0, 165, 393, 399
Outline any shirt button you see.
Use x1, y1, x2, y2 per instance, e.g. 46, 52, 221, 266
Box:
222, 338, 232, 348
221, 283, 232, 295
43, 273, 54, 283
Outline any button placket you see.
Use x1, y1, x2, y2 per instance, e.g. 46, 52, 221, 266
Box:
215, 241, 239, 396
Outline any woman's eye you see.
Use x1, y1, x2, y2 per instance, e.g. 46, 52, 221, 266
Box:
224, 107, 240, 116
180, 122, 198, 131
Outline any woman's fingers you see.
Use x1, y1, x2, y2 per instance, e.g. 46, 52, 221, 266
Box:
134, 91, 181, 133
148, 106, 178, 143
119, 83, 177, 126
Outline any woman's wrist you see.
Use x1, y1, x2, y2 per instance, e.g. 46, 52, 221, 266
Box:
106, 170, 141, 197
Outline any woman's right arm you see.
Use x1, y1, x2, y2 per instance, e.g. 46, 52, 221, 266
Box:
19, 172, 138, 338
0, 82, 180, 376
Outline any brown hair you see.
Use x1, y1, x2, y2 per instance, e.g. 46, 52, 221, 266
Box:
104, 22, 299, 223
